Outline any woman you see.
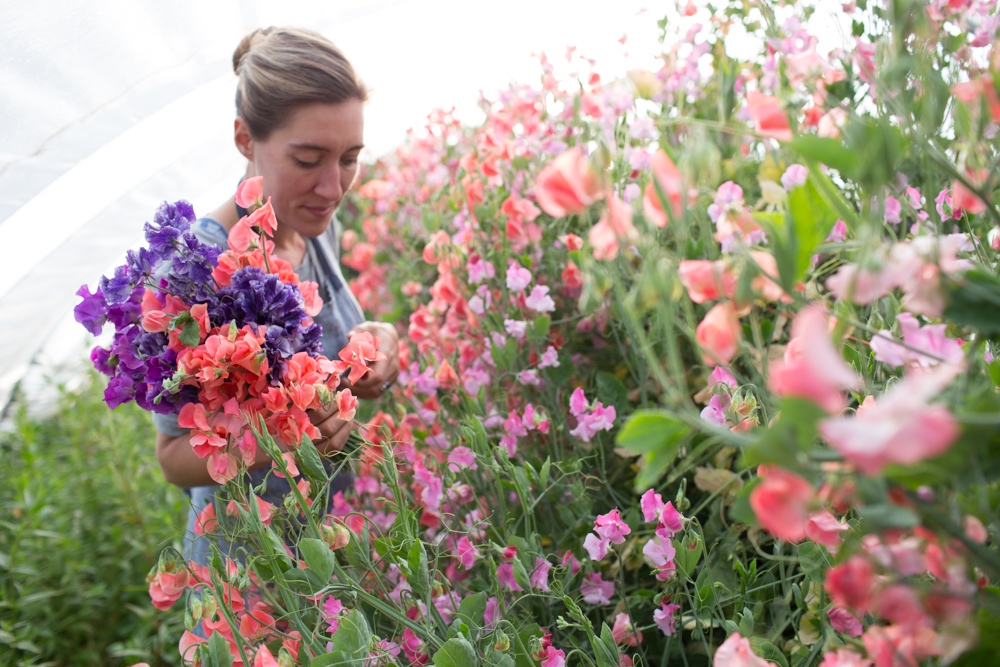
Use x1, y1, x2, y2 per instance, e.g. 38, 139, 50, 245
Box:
153, 27, 399, 564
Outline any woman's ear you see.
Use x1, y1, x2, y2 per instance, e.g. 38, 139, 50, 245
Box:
234, 117, 254, 161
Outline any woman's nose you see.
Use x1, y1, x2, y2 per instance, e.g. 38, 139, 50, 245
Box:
314, 164, 343, 201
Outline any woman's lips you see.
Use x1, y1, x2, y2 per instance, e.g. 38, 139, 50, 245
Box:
303, 204, 335, 219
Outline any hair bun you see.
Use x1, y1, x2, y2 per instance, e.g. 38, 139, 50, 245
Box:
232, 27, 275, 74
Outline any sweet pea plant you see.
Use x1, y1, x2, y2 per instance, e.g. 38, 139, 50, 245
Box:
89, 1, 1000, 666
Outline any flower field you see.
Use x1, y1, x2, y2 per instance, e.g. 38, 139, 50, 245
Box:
18, 0, 1000, 665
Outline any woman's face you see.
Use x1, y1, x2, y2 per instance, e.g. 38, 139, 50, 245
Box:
237, 99, 364, 238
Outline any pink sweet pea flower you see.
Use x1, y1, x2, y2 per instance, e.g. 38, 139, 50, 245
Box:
746, 91, 793, 142
818, 649, 871, 667
593, 508, 631, 544
826, 608, 863, 638
819, 364, 961, 475
455, 535, 478, 569
640, 489, 666, 522
506, 262, 533, 291
611, 613, 643, 646
805, 509, 849, 552
678, 260, 735, 304
538, 345, 560, 368
642, 535, 677, 569
484, 596, 501, 629
496, 563, 523, 591
235, 175, 264, 209
583, 533, 610, 561
870, 312, 964, 369
581, 572, 615, 605
825, 555, 876, 612
749, 467, 815, 542
534, 146, 604, 217
540, 646, 566, 667
531, 557, 552, 592
767, 305, 862, 414
526, 285, 556, 313
588, 195, 638, 261
696, 302, 742, 366
653, 602, 681, 636
714, 632, 777, 667
642, 149, 694, 227
780, 164, 808, 190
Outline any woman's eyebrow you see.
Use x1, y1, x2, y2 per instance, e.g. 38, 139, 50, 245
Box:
289, 143, 365, 152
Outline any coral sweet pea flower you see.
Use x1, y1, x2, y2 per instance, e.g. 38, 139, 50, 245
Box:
746, 91, 793, 142
534, 147, 604, 218
235, 175, 264, 209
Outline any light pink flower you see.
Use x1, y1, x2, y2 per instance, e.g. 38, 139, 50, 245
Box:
484, 596, 501, 629
767, 305, 861, 414
504, 319, 527, 340
654, 602, 681, 636
642, 535, 677, 569
883, 195, 902, 224
538, 345, 560, 369
870, 312, 964, 369
526, 285, 556, 312
531, 557, 551, 591
583, 533, 610, 561
611, 613, 643, 646
540, 646, 566, 667
780, 164, 808, 190
826, 220, 848, 243
581, 572, 615, 605
714, 632, 776, 666
818, 649, 871, 667
643, 149, 694, 227
506, 262, 533, 291
819, 364, 961, 475
447, 446, 477, 472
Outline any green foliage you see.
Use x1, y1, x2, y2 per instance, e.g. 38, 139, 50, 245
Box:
0, 373, 187, 666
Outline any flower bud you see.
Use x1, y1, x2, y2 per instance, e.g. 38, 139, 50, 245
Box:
201, 593, 217, 620
493, 630, 511, 652
321, 522, 351, 551
277, 648, 295, 667
189, 596, 203, 622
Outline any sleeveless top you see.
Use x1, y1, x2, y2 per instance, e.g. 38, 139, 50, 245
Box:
152, 214, 365, 566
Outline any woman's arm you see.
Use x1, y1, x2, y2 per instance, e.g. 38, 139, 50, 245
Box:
155, 408, 354, 488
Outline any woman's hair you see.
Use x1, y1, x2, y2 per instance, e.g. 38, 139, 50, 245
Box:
232, 27, 368, 140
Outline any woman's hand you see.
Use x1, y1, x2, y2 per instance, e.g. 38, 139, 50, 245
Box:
347, 321, 400, 399
308, 402, 355, 454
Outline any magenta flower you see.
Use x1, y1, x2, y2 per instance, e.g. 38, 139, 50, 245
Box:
454, 536, 478, 569
583, 533, 609, 561
496, 563, 523, 592
530, 557, 552, 592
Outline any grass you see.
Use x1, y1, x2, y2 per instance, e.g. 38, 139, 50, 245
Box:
0, 373, 188, 666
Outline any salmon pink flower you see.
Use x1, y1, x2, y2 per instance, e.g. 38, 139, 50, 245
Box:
678, 260, 735, 304
805, 509, 849, 552
588, 195, 638, 261
643, 149, 694, 227
826, 608, 863, 637
747, 91, 793, 141
825, 555, 875, 612
611, 613, 643, 646
750, 467, 815, 542
819, 364, 961, 475
335, 389, 358, 421
336, 331, 388, 385
767, 305, 861, 413
696, 302, 742, 366
235, 176, 264, 209
148, 569, 190, 611
870, 312, 964, 369
534, 146, 604, 217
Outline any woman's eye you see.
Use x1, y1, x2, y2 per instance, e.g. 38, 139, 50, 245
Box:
294, 158, 319, 168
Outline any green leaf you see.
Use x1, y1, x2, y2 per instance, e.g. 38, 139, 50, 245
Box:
179, 318, 202, 348
945, 271, 1000, 339
455, 592, 487, 633
788, 135, 860, 177
596, 371, 629, 416
311, 652, 354, 667
742, 398, 826, 469
786, 174, 836, 281
206, 631, 233, 667
989, 360, 1000, 388
432, 637, 479, 667
326, 610, 372, 663
859, 503, 920, 530
300, 538, 334, 584
594, 623, 621, 667
615, 410, 688, 455
796, 542, 829, 582
297, 436, 329, 483
408, 541, 430, 599
674, 533, 703, 577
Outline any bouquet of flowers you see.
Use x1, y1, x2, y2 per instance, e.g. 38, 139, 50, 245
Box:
74, 176, 382, 483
